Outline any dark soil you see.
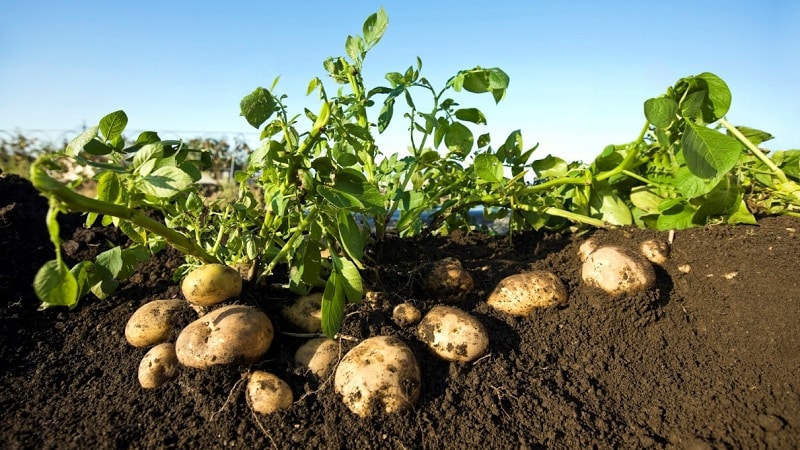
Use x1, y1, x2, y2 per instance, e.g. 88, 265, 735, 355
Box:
1, 172, 798, 449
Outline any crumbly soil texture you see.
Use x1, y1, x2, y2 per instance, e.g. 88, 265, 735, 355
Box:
1, 173, 798, 449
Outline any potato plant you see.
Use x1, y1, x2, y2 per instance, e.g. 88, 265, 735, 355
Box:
29, 8, 800, 340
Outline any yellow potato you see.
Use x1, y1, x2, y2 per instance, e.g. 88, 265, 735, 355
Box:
138, 343, 180, 389
581, 246, 656, 295
417, 306, 489, 362
392, 302, 422, 327
487, 271, 567, 316
181, 264, 242, 306
640, 239, 670, 265
247, 371, 293, 415
125, 299, 187, 348
422, 257, 474, 303
295, 338, 339, 379
282, 293, 323, 333
334, 336, 421, 417
175, 305, 273, 368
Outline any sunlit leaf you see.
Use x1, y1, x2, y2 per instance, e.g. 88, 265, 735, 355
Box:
99, 110, 128, 142
682, 121, 742, 179
240, 87, 276, 128
34, 259, 79, 309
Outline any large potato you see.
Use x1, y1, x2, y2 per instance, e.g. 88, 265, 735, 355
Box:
334, 336, 421, 417
181, 264, 242, 306
138, 343, 180, 389
125, 299, 187, 348
487, 271, 567, 316
175, 305, 273, 368
422, 257, 474, 303
581, 245, 656, 295
417, 306, 489, 362
246, 371, 293, 415
295, 338, 339, 379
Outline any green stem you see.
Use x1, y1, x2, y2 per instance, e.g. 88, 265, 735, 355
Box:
258, 205, 319, 282
720, 118, 788, 184
31, 162, 219, 264
596, 121, 650, 182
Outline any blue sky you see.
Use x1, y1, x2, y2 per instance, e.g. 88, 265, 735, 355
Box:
1, 1, 798, 164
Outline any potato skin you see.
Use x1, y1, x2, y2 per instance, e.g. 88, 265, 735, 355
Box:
422, 257, 474, 303
417, 306, 489, 362
138, 343, 180, 389
125, 299, 187, 348
247, 371, 293, 415
581, 246, 656, 295
295, 338, 339, 378
334, 336, 421, 417
175, 305, 273, 368
282, 293, 323, 333
181, 264, 242, 306
487, 271, 567, 316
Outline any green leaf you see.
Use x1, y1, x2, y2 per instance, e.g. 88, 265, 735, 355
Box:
83, 139, 114, 156
656, 202, 696, 230
140, 166, 194, 198
590, 189, 632, 226
96, 246, 123, 278
321, 271, 345, 338
474, 153, 504, 183
66, 126, 99, 156
729, 126, 774, 146
345, 35, 365, 62
378, 96, 395, 133
240, 87, 276, 128
693, 174, 743, 224
289, 238, 322, 294
532, 155, 568, 178
444, 122, 473, 157
682, 121, 742, 179
362, 7, 388, 48
136, 131, 160, 144
334, 256, 363, 304
695, 72, 731, 123
34, 259, 79, 309
455, 108, 486, 125
96, 171, 121, 203
454, 67, 510, 103
644, 97, 678, 128
337, 210, 364, 267
99, 110, 128, 142
317, 185, 365, 209
726, 199, 757, 225
629, 186, 664, 214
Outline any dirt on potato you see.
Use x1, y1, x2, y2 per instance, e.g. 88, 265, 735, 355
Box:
1, 173, 798, 449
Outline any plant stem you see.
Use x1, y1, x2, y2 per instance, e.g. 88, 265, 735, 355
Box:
31, 162, 220, 264
720, 118, 788, 184
258, 205, 319, 282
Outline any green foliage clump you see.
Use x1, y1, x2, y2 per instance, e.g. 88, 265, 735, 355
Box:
29, 8, 800, 337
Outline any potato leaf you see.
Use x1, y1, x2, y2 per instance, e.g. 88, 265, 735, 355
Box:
140, 166, 194, 198
240, 87, 277, 129
34, 259, 79, 309
321, 271, 345, 338
682, 121, 742, 179
644, 97, 678, 129
99, 110, 128, 142
474, 153, 504, 183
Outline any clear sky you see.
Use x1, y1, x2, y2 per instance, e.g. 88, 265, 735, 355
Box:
1, 1, 798, 164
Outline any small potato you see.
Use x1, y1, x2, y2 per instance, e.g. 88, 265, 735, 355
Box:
422, 257, 474, 303
138, 343, 180, 389
417, 306, 489, 362
125, 299, 187, 348
640, 239, 670, 265
334, 336, 421, 417
283, 293, 323, 333
295, 338, 339, 378
487, 271, 567, 316
181, 264, 242, 307
175, 305, 273, 369
247, 371, 293, 415
581, 246, 656, 295
392, 303, 422, 327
